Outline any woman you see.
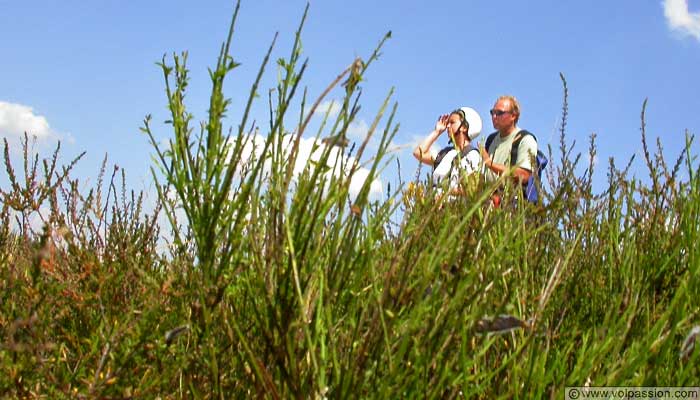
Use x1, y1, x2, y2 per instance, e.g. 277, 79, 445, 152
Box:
412, 106, 483, 196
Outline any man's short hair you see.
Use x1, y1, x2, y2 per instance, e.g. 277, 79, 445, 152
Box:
497, 95, 521, 123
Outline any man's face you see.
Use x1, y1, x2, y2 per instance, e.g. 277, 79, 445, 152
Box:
491, 99, 517, 132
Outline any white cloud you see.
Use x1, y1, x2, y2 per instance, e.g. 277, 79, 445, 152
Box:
348, 167, 383, 200
231, 131, 383, 201
0, 101, 58, 143
385, 140, 413, 155
405, 133, 427, 151
664, 0, 700, 41
314, 100, 341, 118
346, 119, 369, 141
311, 104, 382, 155
346, 119, 387, 155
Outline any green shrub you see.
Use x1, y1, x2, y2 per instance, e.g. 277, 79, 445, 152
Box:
1, 2, 698, 398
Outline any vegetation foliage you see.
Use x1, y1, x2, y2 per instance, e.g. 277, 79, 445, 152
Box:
1, 3, 698, 398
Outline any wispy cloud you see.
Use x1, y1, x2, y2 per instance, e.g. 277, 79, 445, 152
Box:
314, 100, 341, 119
346, 120, 369, 141
664, 0, 700, 41
0, 101, 58, 143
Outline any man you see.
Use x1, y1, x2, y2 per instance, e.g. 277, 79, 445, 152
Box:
479, 95, 537, 186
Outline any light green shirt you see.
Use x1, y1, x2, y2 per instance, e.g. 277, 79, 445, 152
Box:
483, 128, 537, 183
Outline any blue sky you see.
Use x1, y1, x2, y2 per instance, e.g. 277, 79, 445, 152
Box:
1, 0, 699, 201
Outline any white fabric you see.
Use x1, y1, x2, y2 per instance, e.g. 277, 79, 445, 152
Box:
432, 148, 482, 190
459, 107, 483, 140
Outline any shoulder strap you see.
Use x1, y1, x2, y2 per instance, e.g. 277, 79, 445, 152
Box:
485, 132, 497, 153
509, 130, 536, 167
462, 146, 479, 158
433, 146, 454, 170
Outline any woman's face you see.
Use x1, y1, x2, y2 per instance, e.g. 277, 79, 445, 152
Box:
448, 113, 468, 149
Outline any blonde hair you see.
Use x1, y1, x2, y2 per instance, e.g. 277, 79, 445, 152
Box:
497, 95, 521, 123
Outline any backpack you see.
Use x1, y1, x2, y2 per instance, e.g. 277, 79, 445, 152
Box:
484, 130, 547, 203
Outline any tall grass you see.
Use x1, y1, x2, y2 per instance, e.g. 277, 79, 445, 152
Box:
1, 2, 698, 398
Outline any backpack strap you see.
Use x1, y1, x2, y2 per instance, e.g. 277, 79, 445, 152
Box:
509, 130, 536, 168
462, 146, 479, 158
485, 130, 536, 167
485, 132, 497, 154
433, 146, 454, 170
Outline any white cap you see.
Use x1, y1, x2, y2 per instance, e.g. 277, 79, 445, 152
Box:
459, 106, 482, 140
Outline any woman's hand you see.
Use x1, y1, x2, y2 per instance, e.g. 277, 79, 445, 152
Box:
413, 113, 449, 166
434, 114, 448, 134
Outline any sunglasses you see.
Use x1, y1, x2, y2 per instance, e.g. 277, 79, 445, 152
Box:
490, 109, 511, 117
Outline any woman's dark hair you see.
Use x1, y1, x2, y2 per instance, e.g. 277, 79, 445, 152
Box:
452, 109, 469, 133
